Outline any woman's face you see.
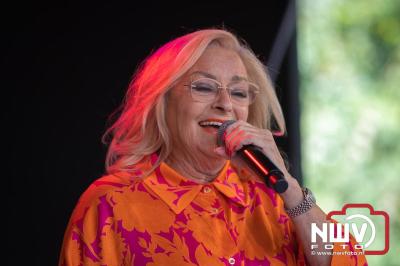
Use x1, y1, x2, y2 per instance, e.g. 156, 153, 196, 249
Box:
166, 45, 249, 159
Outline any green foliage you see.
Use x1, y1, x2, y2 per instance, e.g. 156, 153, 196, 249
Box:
298, 0, 400, 264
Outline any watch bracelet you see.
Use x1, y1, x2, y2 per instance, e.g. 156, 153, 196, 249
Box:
285, 188, 315, 218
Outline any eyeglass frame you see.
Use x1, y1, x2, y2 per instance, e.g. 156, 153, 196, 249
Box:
183, 77, 260, 106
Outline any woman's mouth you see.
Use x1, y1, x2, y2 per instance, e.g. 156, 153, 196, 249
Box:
198, 120, 223, 134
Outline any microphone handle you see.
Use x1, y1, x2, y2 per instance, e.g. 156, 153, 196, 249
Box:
237, 144, 288, 193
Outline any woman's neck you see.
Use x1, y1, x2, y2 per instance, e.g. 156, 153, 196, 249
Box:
165, 151, 226, 184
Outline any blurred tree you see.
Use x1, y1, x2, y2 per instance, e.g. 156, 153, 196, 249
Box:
298, 0, 399, 265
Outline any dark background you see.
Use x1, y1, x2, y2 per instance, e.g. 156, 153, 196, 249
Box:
5, 1, 301, 265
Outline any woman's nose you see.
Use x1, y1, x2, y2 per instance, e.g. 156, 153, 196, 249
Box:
212, 88, 233, 111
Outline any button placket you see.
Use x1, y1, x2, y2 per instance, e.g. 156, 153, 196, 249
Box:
199, 185, 221, 215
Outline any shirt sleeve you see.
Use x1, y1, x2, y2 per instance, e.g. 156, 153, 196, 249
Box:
59, 179, 131, 266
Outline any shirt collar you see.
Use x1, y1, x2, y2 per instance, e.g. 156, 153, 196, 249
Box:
143, 155, 250, 214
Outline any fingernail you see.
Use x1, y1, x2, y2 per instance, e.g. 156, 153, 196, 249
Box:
272, 130, 284, 137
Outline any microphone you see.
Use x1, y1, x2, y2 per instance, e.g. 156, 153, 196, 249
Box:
217, 120, 288, 193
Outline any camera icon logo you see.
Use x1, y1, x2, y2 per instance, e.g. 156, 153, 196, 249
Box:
326, 203, 390, 255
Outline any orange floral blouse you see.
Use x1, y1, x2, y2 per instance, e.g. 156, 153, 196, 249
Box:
59, 154, 367, 265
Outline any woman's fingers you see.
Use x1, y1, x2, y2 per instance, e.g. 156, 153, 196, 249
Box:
218, 121, 288, 174
224, 122, 268, 155
226, 130, 247, 156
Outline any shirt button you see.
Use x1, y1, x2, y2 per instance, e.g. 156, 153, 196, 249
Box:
202, 186, 212, 193
211, 208, 219, 214
228, 257, 235, 265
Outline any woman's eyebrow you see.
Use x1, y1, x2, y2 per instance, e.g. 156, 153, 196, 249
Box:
231, 75, 249, 82
190, 71, 248, 81
190, 71, 216, 79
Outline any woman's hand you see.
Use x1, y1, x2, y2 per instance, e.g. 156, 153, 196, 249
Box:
213, 120, 290, 179
214, 120, 304, 208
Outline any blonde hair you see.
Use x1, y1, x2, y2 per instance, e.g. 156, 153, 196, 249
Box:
103, 28, 285, 176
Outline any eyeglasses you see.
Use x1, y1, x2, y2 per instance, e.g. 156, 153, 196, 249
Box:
184, 77, 260, 106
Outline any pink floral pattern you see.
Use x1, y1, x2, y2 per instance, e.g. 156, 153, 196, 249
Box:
59, 155, 366, 265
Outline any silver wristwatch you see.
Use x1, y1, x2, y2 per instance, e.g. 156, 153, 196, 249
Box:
285, 187, 316, 218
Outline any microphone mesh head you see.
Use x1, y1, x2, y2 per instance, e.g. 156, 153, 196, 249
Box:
217, 120, 236, 146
